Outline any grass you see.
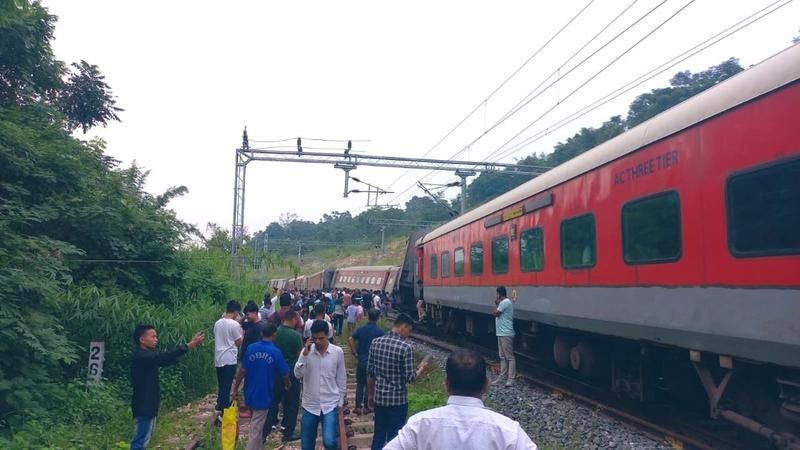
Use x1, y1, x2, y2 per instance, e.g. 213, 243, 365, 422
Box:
339, 315, 446, 419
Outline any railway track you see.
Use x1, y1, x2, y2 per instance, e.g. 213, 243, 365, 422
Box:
399, 316, 774, 450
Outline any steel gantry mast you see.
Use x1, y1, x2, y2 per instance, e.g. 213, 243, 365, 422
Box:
230, 129, 551, 255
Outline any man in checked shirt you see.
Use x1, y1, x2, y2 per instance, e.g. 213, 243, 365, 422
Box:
367, 313, 429, 450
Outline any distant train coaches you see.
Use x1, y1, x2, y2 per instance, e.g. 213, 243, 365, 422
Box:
417, 44, 800, 371
332, 266, 401, 292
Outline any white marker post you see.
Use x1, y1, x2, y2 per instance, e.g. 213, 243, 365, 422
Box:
87, 340, 105, 385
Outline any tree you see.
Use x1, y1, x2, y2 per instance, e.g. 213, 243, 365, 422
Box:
0, 1, 121, 132
626, 58, 743, 128
59, 61, 122, 133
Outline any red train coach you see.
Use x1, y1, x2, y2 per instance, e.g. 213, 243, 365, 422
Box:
417, 45, 800, 438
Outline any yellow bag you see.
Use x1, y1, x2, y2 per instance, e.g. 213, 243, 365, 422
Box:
221, 401, 238, 450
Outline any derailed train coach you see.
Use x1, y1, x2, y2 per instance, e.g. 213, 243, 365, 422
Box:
332, 265, 401, 292
415, 45, 800, 440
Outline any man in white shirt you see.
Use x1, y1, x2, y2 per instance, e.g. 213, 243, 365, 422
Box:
303, 304, 334, 341
372, 291, 381, 310
213, 300, 243, 416
384, 349, 537, 450
294, 320, 347, 450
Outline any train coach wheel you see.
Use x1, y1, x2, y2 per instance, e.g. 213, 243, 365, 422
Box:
553, 336, 571, 370
571, 341, 597, 378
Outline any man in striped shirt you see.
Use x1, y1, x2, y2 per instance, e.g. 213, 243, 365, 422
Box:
367, 313, 428, 450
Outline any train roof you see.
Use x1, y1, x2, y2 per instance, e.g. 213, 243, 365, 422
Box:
419, 44, 800, 245
336, 265, 398, 271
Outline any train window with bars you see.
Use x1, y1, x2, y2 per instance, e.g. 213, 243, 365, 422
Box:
520, 227, 544, 272
492, 236, 509, 274
622, 191, 682, 264
470, 243, 484, 276
441, 252, 450, 278
560, 214, 596, 268
727, 157, 800, 257
430, 254, 438, 279
454, 247, 465, 277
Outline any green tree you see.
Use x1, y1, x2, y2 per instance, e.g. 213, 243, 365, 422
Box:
626, 58, 743, 128
59, 61, 122, 133
0, 1, 121, 132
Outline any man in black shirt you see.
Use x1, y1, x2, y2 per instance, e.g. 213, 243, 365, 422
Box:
130, 325, 204, 449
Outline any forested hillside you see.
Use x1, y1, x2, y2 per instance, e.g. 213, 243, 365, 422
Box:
0, 2, 292, 447
254, 58, 744, 255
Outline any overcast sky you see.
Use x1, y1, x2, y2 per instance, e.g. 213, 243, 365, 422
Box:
44, 0, 799, 237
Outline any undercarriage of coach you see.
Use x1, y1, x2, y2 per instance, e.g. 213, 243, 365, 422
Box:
422, 302, 800, 449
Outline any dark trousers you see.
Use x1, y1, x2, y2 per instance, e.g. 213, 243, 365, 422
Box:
215, 364, 237, 411
332, 314, 344, 335
371, 403, 408, 450
355, 362, 368, 408
265, 372, 301, 439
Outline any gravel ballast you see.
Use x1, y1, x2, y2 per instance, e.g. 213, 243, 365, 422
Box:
412, 340, 671, 450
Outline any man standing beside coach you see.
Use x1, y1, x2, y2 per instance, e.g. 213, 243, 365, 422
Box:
492, 286, 516, 387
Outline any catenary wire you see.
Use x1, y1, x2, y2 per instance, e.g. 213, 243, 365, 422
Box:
382, 0, 597, 191
385, 0, 668, 207
489, 0, 795, 162
479, 0, 698, 165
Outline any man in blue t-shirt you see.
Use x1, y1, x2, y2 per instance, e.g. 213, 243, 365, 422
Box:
233, 323, 291, 450
348, 308, 385, 414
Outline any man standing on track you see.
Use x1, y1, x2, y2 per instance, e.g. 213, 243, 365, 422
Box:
266, 311, 303, 443
130, 326, 204, 450
367, 313, 429, 450
295, 320, 347, 450
492, 286, 516, 387
348, 308, 385, 415
231, 323, 291, 450
214, 300, 243, 419
384, 349, 537, 450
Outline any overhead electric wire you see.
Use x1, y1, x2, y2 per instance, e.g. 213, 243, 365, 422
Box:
452, 0, 670, 165
382, 0, 597, 191
493, 0, 642, 127
489, 0, 795, 162
479, 0, 698, 164
385, 0, 665, 207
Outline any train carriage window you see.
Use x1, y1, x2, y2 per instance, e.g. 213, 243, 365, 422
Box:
430, 254, 438, 279
470, 243, 484, 276
520, 227, 544, 272
622, 191, 682, 264
561, 214, 596, 268
454, 247, 465, 277
441, 252, 450, 278
727, 157, 800, 256
492, 236, 509, 274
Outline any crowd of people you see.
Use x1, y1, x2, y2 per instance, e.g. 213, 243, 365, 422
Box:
128, 285, 536, 450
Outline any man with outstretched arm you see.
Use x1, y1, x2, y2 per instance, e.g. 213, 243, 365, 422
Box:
367, 313, 429, 450
130, 325, 204, 450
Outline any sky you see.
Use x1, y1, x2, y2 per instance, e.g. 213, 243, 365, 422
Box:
44, 0, 800, 237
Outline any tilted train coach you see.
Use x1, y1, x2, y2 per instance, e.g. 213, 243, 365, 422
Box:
415, 45, 800, 440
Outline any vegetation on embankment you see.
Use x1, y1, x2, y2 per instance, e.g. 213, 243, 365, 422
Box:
0, 3, 293, 447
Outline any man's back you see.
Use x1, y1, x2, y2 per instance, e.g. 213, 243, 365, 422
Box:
384, 396, 537, 450
352, 322, 384, 365
368, 332, 414, 407
274, 324, 302, 368
213, 317, 241, 367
